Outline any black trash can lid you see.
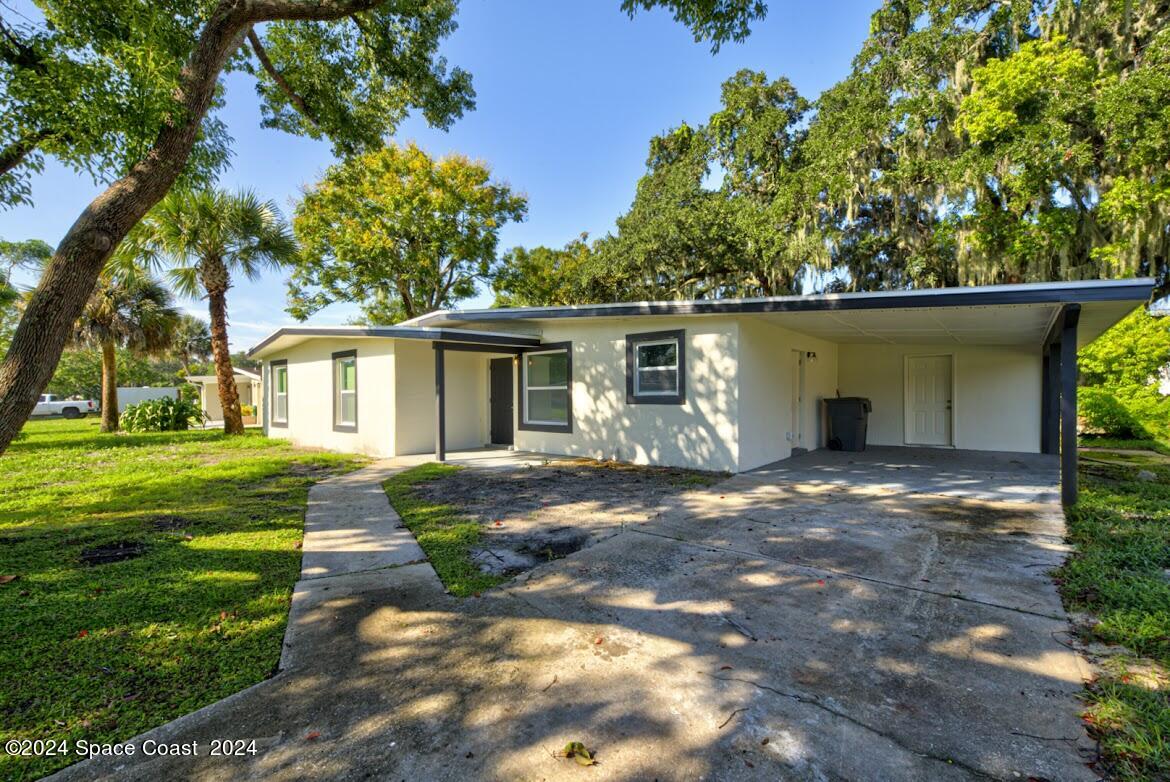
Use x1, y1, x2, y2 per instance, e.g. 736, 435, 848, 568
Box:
825, 396, 872, 412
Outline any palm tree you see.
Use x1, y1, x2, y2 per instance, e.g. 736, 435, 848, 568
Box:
142, 189, 296, 435
74, 272, 180, 432
171, 314, 212, 376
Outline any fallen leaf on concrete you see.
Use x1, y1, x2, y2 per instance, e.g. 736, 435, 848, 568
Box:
761, 738, 770, 745
720, 665, 733, 670
541, 674, 559, 692
561, 741, 596, 766
594, 637, 603, 645
305, 731, 320, 740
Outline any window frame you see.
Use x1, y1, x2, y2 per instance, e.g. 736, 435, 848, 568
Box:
517, 342, 573, 433
626, 329, 686, 405
270, 359, 288, 428
332, 349, 358, 433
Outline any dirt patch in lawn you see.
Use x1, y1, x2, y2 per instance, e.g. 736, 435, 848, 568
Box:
410, 458, 725, 577
79, 540, 147, 566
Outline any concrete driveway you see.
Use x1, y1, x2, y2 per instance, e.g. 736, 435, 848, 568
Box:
53, 447, 1094, 781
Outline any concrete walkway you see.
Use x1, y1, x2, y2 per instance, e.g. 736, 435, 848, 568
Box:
49, 449, 1096, 782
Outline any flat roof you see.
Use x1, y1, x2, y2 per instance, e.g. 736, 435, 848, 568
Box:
249, 279, 1155, 357
247, 325, 541, 359
403, 278, 1154, 326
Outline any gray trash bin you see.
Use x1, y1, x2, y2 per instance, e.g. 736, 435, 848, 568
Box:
824, 397, 872, 451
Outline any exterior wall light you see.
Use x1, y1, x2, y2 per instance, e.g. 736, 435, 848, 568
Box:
806, 351, 818, 363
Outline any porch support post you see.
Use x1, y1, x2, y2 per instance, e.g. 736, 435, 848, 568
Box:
1060, 304, 1081, 506
434, 344, 446, 462
1042, 347, 1061, 455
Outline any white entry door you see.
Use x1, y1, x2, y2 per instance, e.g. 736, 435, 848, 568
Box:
905, 355, 953, 446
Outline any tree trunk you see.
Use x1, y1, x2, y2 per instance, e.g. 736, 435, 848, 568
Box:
0, 8, 251, 455
204, 262, 243, 435
0, 0, 385, 455
100, 339, 119, 433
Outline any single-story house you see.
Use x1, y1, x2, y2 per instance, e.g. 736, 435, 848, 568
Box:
247, 278, 1155, 505
186, 368, 263, 424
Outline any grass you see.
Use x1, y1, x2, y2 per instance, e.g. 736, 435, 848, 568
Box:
0, 418, 364, 781
1056, 442, 1170, 781
383, 463, 507, 598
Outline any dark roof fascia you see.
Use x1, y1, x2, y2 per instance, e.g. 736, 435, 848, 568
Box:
247, 326, 541, 358
415, 280, 1155, 326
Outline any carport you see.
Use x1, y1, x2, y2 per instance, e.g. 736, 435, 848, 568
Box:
752, 283, 1150, 506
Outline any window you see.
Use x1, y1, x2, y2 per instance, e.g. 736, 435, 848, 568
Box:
519, 343, 572, 433
332, 350, 357, 432
271, 360, 288, 427
626, 329, 686, 405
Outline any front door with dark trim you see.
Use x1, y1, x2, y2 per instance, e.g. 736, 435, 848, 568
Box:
489, 358, 514, 446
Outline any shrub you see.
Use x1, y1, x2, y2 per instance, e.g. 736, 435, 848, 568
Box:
1115, 386, 1170, 440
1080, 387, 1150, 439
120, 397, 206, 432
178, 383, 200, 403
241, 404, 255, 417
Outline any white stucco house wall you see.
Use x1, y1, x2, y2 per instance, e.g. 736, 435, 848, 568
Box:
186, 368, 263, 423
247, 279, 1154, 504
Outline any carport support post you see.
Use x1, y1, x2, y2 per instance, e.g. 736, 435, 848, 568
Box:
434, 344, 446, 462
1060, 305, 1081, 506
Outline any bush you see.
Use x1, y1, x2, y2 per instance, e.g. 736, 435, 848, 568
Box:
241, 404, 255, 417
1115, 386, 1170, 440
178, 383, 200, 403
120, 397, 206, 432
1080, 387, 1151, 439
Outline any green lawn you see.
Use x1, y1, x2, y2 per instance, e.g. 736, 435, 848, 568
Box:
383, 463, 507, 597
0, 418, 364, 781
1059, 442, 1170, 781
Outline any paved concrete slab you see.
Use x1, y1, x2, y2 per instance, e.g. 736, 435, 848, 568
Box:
752, 446, 1060, 503
50, 447, 1094, 782
299, 461, 426, 580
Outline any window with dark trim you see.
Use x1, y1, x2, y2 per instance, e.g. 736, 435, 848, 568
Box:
270, 359, 288, 428
518, 342, 572, 433
332, 350, 357, 432
626, 329, 686, 405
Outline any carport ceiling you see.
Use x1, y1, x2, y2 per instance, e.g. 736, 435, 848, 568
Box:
762, 300, 1136, 347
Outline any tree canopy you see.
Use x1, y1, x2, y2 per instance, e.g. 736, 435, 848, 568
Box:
498, 0, 1170, 306
291, 142, 527, 323
0, 0, 761, 454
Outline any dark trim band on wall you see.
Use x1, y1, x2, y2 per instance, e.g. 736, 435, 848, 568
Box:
411, 279, 1154, 325
517, 341, 573, 434
332, 349, 358, 433
247, 326, 540, 357
626, 329, 686, 405
269, 359, 288, 429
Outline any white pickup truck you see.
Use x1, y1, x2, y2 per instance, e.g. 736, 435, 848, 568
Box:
32, 394, 96, 419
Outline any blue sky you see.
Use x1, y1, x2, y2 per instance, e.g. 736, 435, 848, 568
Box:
2, 0, 878, 350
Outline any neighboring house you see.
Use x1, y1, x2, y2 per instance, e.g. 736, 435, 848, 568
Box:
247, 278, 1155, 504
186, 368, 262, 423
116, 386, 180, 414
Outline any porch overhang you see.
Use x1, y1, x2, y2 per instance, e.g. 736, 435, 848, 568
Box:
246, 325, 541, 359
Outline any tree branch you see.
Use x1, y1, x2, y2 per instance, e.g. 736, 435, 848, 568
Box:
246, 29, 319, 127
0, 17, 45, 72
243, 0, 385, 23
0, 128, 51, 178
